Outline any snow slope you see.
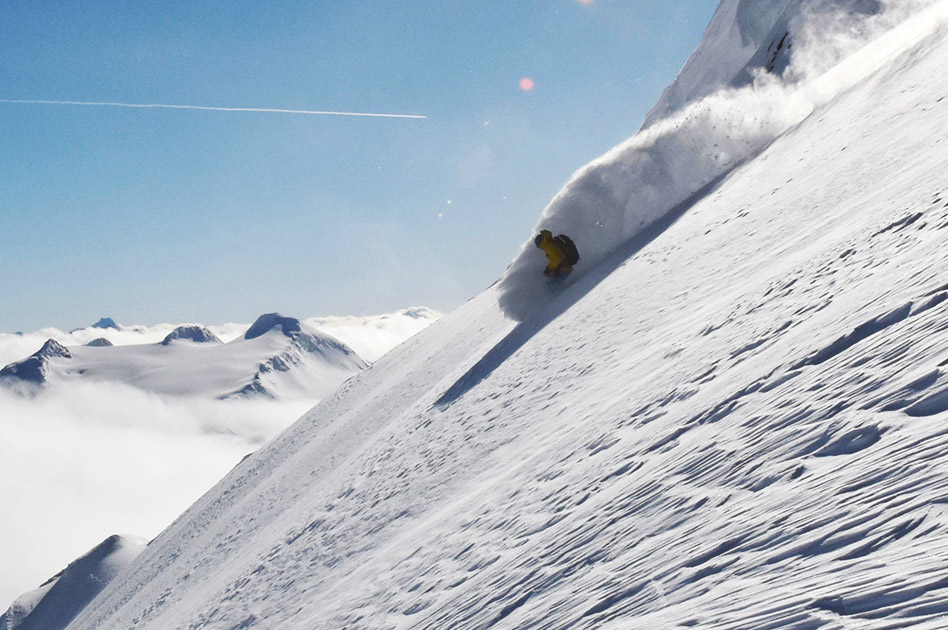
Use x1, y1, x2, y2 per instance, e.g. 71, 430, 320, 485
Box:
67, 2, 948, 629
497, 0, 948, 322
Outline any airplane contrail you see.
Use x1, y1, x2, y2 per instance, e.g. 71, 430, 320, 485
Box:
0, 99, 427, 119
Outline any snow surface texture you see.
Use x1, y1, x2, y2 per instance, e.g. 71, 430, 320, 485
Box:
0, 535, 145, 630
497, 0, 946, 322
64, 2, 948, 628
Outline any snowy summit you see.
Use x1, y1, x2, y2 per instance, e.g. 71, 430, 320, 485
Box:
9, 0, 948, 628
642, 0, 884, 126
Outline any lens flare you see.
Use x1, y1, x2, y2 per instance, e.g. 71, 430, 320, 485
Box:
519, 77, 535, 92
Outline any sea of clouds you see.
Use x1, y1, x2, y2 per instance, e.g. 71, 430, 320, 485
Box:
0, 380, 312, 610
0, 308, 440, 609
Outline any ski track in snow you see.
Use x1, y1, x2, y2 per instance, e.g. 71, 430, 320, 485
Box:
65, 6, 948, 630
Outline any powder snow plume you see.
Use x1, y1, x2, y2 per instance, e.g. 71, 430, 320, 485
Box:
497, 0, 948, 321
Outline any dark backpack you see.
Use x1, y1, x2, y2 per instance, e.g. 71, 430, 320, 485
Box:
554, 235, 580, 266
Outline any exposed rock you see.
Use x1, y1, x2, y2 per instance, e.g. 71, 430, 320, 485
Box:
244, 313, 302, 340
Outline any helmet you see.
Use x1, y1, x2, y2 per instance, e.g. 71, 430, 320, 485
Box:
534, 229, 552, 247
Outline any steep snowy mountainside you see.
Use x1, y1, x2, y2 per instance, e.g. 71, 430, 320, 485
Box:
0, 313, 367, 400
66, 293, 514, 630
0, 535, 145, 630
497, 0, 948, 322
68, 5, 948, 629
642, 0, 882, 127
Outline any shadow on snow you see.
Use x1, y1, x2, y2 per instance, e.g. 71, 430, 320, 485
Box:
434, 173, 731, 409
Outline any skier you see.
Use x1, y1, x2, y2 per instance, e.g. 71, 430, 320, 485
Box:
534, 229, 579, 278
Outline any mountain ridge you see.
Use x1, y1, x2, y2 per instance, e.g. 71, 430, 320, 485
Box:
0, 312, 367, 401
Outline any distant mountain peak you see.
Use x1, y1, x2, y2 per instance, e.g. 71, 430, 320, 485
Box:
244, 313, 302, 340
401, 306, 439, 320
0, 339, 71, 384
0, 534, 146, 630
160, 325, 222, 346
86, 338, 114, 347
225, 313, 368, 400
91, 317, 119, 330
37, 339, 71, 360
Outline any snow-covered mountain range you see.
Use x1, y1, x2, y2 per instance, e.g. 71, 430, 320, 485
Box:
9, 0, 948, 628
0, 313, 366, 401
0, 306, 440, 367
0, 308, 441, 402
0, 307, 441, 620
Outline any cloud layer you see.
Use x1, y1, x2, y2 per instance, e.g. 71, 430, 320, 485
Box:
0, 380, 312, 610
0, 308, 441, 609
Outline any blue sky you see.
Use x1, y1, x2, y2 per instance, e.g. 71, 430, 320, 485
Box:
1, 1, 718, 332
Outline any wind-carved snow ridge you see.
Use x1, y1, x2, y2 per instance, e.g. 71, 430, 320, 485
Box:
497, 0, 948, 322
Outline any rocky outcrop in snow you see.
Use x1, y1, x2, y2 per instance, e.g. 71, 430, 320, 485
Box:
244, 313, 303, 340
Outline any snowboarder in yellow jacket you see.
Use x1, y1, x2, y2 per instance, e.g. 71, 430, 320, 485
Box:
534, 229, 579, 278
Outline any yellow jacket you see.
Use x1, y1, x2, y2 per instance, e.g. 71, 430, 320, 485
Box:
535, 230, 569, 276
